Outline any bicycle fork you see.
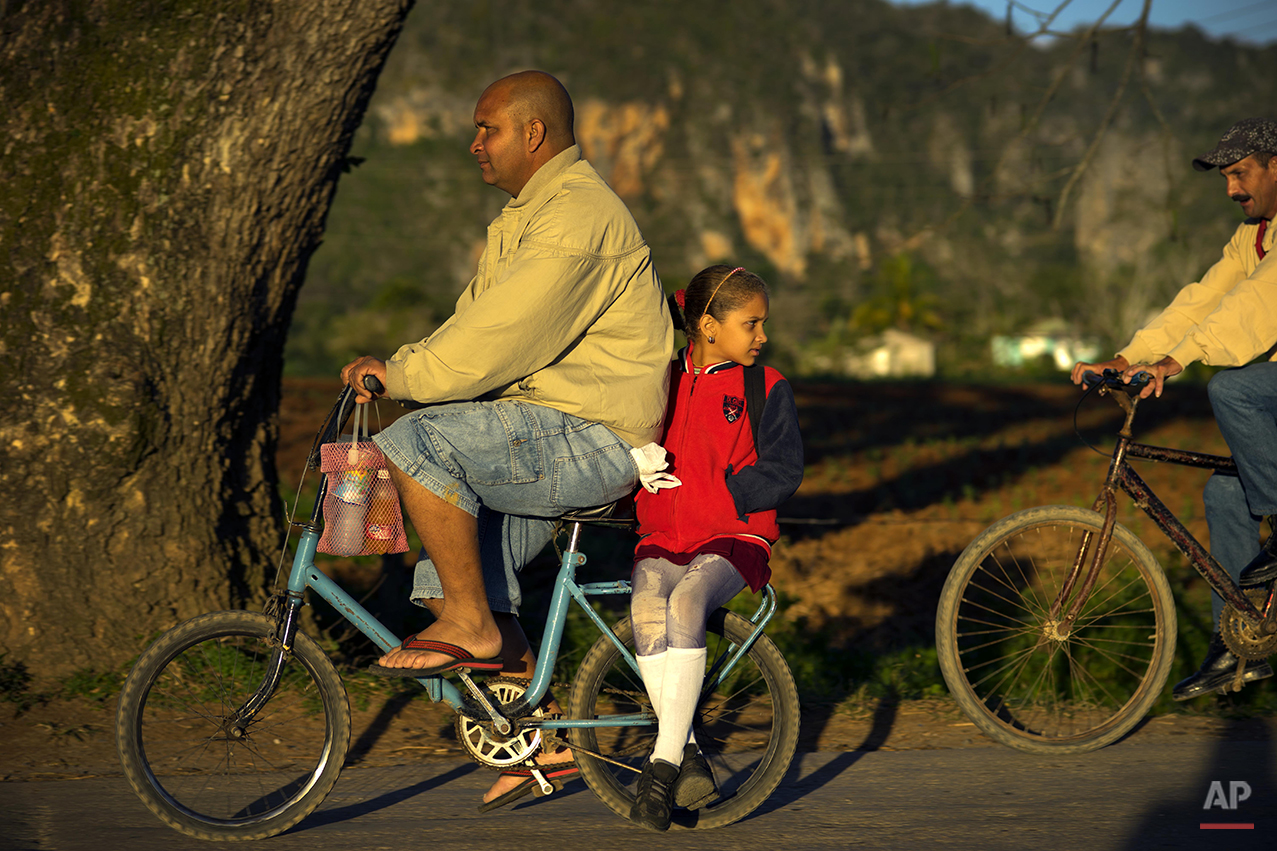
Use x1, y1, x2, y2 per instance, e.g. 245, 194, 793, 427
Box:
215, 590, 305, 737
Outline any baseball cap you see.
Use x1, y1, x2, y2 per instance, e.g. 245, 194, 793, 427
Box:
1192, 118, 1277, 171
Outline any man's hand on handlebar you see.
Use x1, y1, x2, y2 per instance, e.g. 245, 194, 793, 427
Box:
340, 356, 388, 404
1071, 356, 1129, 387
1121, 356, 1182, 400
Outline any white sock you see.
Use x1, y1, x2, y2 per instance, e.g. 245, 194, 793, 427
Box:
651, 646, 707, 765
636, 651, 667, 721
637, 651, 698, 751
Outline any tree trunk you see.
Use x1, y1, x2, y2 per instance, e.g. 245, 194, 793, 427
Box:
0, 0, 412, 680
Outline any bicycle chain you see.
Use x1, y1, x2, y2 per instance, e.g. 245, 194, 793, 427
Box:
1220, 588, 1277, 661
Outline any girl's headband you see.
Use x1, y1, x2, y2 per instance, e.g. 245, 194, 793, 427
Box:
705, 267, 745, 313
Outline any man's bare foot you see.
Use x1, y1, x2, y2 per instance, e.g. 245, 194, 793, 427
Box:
376, 620, 502, 671
481, 746, 577, 805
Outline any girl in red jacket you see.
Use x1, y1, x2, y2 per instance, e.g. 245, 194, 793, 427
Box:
628, 265, 804, 831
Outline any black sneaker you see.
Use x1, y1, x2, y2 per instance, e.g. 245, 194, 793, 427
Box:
673, 743, 718, 810
1171, 633, 1274, 701
629, 759, 679, 832
1239, 517, 1277, 587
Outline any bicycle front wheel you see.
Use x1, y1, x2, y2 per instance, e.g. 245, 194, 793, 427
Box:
116, 611, 351, 840
569, 609, 799, 829
936, 505, 1176, 754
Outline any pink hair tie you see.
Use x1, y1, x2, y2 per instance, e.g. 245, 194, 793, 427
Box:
674, 289, 686, 309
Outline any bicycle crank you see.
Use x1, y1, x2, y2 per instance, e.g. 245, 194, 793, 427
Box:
1220, 588, 1277, 661
455, 677, 544, 769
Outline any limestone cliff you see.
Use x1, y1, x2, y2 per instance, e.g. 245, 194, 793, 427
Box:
290, 0, 1277, 374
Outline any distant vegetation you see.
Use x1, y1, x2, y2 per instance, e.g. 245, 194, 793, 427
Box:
289, 0, 1277, 379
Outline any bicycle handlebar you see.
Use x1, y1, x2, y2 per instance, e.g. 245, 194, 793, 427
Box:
305, 375, 387, 469
1082, 368, 1151, 396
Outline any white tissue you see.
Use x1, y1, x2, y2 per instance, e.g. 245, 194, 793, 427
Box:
629, 442, 682, 494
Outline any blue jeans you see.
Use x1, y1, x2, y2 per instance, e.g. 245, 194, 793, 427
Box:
373, 400, 638, 614
1202, 362, 1277, 625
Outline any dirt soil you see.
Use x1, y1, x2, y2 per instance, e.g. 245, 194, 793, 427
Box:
5, 693, 1275, 783
5, 377, 1273, 783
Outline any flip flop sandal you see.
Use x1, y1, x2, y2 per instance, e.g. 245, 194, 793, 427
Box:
366, 634, 503, 678
476, 763, 581, 814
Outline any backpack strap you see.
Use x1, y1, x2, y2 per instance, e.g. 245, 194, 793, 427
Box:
743, 363, 765, 449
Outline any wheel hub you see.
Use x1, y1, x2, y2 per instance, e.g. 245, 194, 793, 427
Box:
1042, 619, 1071, 642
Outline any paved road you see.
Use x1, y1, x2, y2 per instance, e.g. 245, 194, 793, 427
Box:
2, 740, 1273, 851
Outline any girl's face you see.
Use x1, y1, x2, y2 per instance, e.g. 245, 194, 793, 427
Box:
696, 293, 769, 367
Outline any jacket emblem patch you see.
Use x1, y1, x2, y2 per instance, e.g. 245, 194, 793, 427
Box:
722, 394, 745, 424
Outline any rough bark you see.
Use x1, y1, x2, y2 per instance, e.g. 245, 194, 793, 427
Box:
0, 0, 412, 679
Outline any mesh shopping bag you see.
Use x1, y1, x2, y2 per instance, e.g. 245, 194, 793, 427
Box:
317, 402, 410, 557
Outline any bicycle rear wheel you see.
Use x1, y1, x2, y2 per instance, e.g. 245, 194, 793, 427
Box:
569, 609, 799, 829
116, 611, 351, 840
936, 505, 1175, 754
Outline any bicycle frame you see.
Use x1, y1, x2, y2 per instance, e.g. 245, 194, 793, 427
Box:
252, 466, 780, 736
1054, 382, 1271, 633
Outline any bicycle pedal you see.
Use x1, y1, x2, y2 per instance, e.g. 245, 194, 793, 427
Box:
529, 769, 555, 797
1230, 659, 1247, 693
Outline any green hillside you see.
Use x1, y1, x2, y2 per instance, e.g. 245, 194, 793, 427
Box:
287, 0, 1277, 377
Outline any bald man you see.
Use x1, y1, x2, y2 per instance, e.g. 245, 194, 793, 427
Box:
341, 71, 673, 807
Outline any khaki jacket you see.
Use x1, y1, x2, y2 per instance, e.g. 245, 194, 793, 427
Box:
384, 146, 673, 447
1120, 218, 1277, 367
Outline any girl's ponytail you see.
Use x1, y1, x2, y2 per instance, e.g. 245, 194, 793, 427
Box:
668, 290, 687, 332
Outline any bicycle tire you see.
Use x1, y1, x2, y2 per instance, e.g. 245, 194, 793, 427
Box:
116, 611, 351, 840
936, 505, 1176, 755
569, 609, 799, 829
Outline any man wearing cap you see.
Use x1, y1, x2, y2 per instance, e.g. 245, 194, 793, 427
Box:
1072, 117, 1277, 700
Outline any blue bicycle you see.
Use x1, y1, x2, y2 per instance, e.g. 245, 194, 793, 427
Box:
114, 384, 800, 839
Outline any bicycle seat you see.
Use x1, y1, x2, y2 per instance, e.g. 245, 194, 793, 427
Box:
560, 497, 636, 529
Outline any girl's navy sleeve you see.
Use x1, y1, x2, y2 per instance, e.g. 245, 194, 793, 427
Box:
724, 378, 804, 519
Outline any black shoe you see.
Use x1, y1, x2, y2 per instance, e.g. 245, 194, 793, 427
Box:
673, 743, 718, 810
629, 759, 679, 832
1238, 517, 1277, 587
1171, 633, 1274, 701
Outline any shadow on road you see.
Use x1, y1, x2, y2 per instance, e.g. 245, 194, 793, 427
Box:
345, 691, 418, 766
748, 689, 901, 819
291, 763, 479, 833
1118, 713, 1274, 850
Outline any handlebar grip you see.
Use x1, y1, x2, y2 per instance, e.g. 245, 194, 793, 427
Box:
363, 375, 385, 395
1084, 368, 1150, 394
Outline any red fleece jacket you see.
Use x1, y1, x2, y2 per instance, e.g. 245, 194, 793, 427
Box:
634, 346, 803, 590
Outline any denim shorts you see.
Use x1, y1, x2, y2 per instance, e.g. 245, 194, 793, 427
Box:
373, 400, 638, 613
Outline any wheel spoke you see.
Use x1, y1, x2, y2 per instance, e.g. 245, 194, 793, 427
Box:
938, 510, 1173, 753
569, 611, 797, 828
119, 613, 349, 839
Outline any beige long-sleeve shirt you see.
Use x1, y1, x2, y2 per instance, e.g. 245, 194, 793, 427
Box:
1119, 218, 1277, 368
383, 146, 674, 448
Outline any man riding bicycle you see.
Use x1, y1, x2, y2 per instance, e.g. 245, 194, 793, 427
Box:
1072, 117, 1277, 700
340, 71, 673, 806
